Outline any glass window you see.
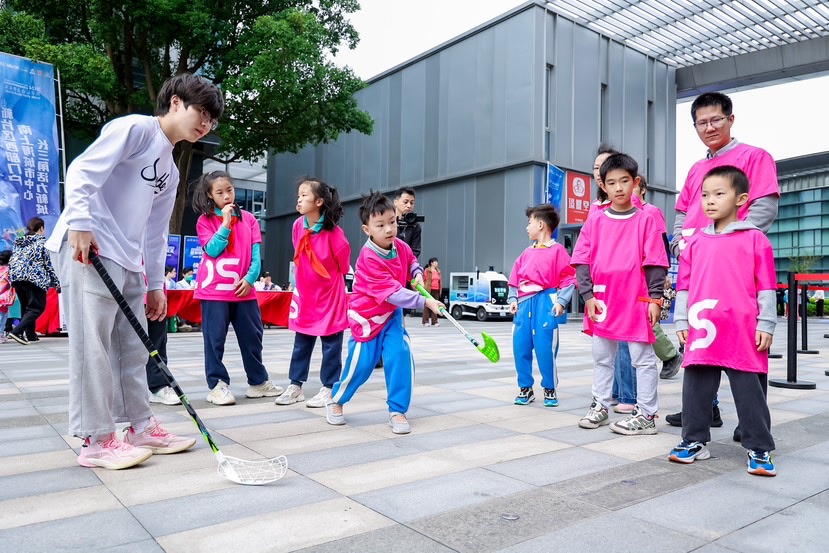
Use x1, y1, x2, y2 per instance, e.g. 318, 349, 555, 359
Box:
802, 216, 821, 230
803, 202, 821, 216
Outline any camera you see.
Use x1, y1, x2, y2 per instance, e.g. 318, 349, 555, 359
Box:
400, 211, 425, 225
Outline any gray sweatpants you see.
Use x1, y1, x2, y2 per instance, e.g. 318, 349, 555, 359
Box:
51, 243, 152, 438
592, 336, 659, 416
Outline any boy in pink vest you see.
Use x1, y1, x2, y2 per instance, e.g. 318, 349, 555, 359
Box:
326, 192, 443, 434
571, 153, 668, 435
669, 165, 777, 476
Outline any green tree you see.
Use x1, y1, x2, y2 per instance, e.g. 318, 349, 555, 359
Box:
2, 1, 373, 231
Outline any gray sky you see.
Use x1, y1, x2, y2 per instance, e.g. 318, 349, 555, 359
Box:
335, 0, 829, 191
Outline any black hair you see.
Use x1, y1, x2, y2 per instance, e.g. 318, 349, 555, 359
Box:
427, 257, 438, 265
25, 217, 45, 235
358, 191, 395, 225
595, 144, 622, 202
703, 165, 749, 196
165, 265, 175, 274
638, 173, 648, 196
690, 92, 732, 123
262, 271, 271, 278
182, 266, 194, 274
525, 204, 561, 232
192, 171, 234, 216
394, 187, 416, 200
298, 177, 344, 229
599, 153, 639, 183
156, 73, 225, 121
0, 249, 11, 265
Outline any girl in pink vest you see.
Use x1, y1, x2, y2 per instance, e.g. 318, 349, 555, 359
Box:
192, 171, 282, 406
275, 178, 351, 408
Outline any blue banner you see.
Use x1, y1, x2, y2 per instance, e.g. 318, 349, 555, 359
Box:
166, 234, 181, 272
546, 163, 565, 208
0, 54, 60, 249
182, 235, 203, 275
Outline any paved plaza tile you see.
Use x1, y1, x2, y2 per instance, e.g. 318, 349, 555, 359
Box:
1, 317, 829, 551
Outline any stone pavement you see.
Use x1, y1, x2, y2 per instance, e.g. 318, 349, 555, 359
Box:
2, 316, 829, 552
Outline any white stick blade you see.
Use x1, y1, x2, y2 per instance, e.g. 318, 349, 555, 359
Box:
217, 455, 288, 485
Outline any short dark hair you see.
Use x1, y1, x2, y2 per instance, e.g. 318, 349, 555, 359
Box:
262, 271, 271, 278
156, 73, 224, 120
165, 265, 175, 274
690, 92, 732, 123
599, 153, 638, 183
394, 187, 416, 199
703, 165, 749, 196
0, 249, 11, 265
525, 204, 560, 232
359, 191, 395, 225
182, 266, 194, 274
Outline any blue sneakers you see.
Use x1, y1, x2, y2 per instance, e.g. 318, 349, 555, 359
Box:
543, 388, 558, 407
747, 450, 776, 477
668, 440, 711, 464
514, 387, 535, 405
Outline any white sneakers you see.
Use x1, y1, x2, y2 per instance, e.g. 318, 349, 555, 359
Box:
274, 384, 305, 405
306, 387, 331, 408
149, 386, 181, 405
206, 381, 236, 405
207, 380, 284, 405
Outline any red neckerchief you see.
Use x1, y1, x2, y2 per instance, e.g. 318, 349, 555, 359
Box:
293, 218, 330, 279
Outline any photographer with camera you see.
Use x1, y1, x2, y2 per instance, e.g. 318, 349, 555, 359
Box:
394, 187, 422, 259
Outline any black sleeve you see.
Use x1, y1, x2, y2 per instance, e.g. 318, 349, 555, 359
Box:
410, 222, 422, 259
662, 233, 671, 263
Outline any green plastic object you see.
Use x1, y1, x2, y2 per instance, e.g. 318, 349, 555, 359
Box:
412, 280, 500, 363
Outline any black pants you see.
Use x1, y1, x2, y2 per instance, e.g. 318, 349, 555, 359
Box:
11, 281, 46, 340
145, 316, 169, 393
682, 365, 774, 452
818, 299, 825, 318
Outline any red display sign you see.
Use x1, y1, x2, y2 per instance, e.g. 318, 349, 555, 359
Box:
566, 171, 591, 224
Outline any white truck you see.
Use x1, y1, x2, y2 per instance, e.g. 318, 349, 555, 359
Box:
448, 270, 512, 321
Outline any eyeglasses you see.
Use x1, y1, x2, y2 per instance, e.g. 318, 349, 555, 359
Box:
694, 115, 730, 130
196, 106, 219, 131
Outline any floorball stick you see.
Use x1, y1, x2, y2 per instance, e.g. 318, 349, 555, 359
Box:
412, 280, 500, 362
88, 250, 287, 485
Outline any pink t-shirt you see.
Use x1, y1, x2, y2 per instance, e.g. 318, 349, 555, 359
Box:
508, 242, 576, 298
677, 229, 776, 373
348, 238, 416, 342
289, 217, 351, 336
676, 143, 779, 249
194, 210, 261, 302
571, 209, 668, 343
642, 203, 667, 234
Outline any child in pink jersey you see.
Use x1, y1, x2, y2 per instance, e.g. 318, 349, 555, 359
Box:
669, 165, 778, 476
571, 153, 668, 436
326, 192, 443, 435
508, 204, 576, 408
192, 171, 283, 406
275, 178, 351, 408
636, 176, 684, 381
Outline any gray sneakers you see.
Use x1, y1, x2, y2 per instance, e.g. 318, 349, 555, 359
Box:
660, 351, 684, 379
389, 412, 411, 434
325, 400, 345, 425
578, 397, 610, 429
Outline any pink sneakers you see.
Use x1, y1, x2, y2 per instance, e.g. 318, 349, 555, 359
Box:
77, 433, 153, 470
123, 417, 197, 454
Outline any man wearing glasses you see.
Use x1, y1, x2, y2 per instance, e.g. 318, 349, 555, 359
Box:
671, 92, 779, 257
665, 91, 780, 437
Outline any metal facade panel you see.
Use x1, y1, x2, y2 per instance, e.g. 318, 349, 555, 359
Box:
400, 62, 427, 185
474, 173, 506, 272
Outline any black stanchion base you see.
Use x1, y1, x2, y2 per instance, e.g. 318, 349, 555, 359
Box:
797, 350, 820, 354
824, 333, 829, 339
770, 379, 816, 390
769, 353, 783, 359
825, 370, 829, 377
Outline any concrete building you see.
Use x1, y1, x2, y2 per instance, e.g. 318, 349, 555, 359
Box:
769, 151, 829, 282
265, 0, 678, 283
